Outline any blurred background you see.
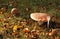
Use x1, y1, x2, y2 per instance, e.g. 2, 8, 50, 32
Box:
0, 0, 60, 39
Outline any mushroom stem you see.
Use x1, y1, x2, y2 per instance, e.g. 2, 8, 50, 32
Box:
47, 16, 50, 29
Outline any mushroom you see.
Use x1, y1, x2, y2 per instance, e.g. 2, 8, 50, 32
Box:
30, 13, 50, 22
30, 13, 51, 29
11, 8, 18, 14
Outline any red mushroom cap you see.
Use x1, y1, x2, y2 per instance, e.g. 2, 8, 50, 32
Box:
11, 8, 18, 14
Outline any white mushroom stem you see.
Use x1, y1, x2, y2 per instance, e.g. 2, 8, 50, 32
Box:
47, 16, 50, 28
